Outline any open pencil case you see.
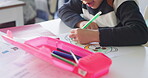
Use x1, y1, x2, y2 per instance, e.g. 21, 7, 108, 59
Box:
2, 31, 112, 78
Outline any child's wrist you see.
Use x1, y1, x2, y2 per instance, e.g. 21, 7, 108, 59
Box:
92, 30, 100, 42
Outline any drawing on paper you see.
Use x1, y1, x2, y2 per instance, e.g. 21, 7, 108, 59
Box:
60, 34, 118, 54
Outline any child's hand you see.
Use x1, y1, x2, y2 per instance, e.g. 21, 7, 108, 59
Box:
69, 28, 100, 44
76, 21, 98, 30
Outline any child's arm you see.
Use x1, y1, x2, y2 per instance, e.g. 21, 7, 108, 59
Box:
99, 1, 148, 46
58, 0, 86, 28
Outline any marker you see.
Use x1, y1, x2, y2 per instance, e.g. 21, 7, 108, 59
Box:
53, 50, 81, 60
81, 11, 102, 29
57, 48, 70, 54
70, 50, 79, 64
57, 48, 82, 58
51, 53, 76, 66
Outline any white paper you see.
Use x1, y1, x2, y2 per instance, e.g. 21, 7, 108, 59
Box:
57, 33, 139, 58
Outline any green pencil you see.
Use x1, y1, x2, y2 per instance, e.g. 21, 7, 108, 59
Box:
81, 11, 102, 29
51, 53, 76, 66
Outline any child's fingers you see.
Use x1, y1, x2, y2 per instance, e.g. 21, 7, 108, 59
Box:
69, 33, 78, 42
86, 26, 91, 29
69, 33, 76, 38
70, 29, 76, 33
91, 25, 98, 29
88, 22, 98, 29
73, 38, 78, 41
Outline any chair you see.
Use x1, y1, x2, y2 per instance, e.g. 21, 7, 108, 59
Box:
47, 0, 58, 20
144, 6, 148, 20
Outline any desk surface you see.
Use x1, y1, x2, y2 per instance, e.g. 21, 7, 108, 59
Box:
0, 19, 148, 78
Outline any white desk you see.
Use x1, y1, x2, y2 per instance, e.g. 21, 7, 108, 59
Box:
39, 19, 148, 78
0, 19, 148, 78
0, 0, 25, 26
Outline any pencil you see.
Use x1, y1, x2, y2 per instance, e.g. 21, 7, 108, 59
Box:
81, 11, 102, 29
51, 53, 76, 66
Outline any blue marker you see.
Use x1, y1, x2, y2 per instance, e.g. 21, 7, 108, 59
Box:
52, 51, 81, 61
57, 48, 81, 58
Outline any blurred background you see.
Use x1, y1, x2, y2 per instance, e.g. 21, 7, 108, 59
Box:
0, 0, 147, 28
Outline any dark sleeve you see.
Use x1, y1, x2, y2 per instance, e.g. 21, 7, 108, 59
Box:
99, 1, 148, 46
57, 0, 86, 28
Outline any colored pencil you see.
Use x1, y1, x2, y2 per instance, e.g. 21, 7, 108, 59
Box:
82, 11, 102, 29
51, 53, 76, 66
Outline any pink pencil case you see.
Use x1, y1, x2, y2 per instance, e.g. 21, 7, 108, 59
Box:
2, 31, 112, 78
